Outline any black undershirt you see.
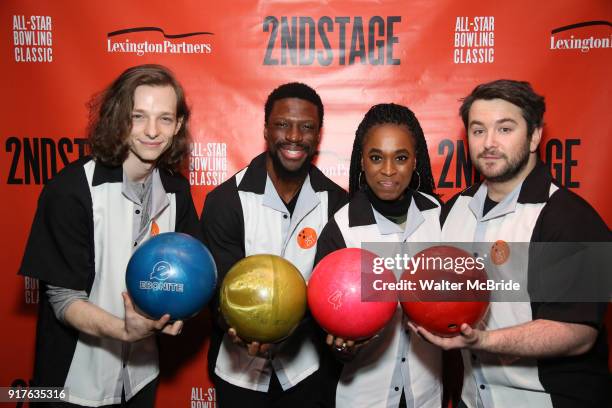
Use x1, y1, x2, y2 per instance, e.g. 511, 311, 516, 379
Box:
365, 187, 411, 225
283, 186, 301, 216
482, 195, 499, 216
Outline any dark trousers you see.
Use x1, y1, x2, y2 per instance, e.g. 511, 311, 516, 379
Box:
212, 367, 338, 408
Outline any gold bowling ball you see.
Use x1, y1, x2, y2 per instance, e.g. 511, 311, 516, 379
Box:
220, 254, 307, 343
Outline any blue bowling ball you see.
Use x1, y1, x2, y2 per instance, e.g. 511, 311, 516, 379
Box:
126, 232, 217, 320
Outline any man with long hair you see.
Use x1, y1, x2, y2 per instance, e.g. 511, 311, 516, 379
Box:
20, 64, 198, 407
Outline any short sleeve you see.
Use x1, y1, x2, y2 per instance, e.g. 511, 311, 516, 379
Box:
19, 167, 94, 291
530, 187, 611, 327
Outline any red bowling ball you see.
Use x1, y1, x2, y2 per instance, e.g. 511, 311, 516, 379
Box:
308, 248, 397, 340
400, 245, 489, 337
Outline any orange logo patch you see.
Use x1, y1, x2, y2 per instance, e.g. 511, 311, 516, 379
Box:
150, 221, 160, 236
297, 227, 317, 249
490, 240, 510, 265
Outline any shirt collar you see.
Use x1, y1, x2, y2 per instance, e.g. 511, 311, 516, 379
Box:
120, 169, 170, 219
91, 161, 122, 185
151, 170, 171, 219
369, 202, 426, 237
122, 172, 150, 204
467, 160, 552, 220
469, 180, 522, 221
348, 190, 377, 227
91, 160, 183, 193
412, 190, 440, 211
516, 160, 552, 204
348, 189, 438, 232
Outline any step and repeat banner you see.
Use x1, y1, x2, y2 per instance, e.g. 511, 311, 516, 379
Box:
1, 0, 610, 406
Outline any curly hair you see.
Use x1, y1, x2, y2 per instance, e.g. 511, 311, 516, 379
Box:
264, 82, 324, 128
87, 64, 191, 172
459, 79, 545, 139
348, 103, 436, 197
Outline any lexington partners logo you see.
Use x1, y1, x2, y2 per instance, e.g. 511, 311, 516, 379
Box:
139, 261, 184, 292
550, 20, 611, 53
107, 26, 213, 56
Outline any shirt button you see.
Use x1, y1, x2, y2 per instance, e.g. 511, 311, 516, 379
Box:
480, 384, 486, 390
394, 387, 399, 392
283, 214, 288, 219
133, 241, 138, 247
135, 209, 141, 214
401, 357, 406, 362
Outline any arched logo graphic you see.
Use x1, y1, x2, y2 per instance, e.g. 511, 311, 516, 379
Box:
150, 261, 173, 281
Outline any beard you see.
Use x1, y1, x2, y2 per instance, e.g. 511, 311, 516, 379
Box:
473, 138, 531, 183
268, 141, 315, 179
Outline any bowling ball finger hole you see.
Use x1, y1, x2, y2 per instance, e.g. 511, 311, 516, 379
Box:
448, 324, 457, 330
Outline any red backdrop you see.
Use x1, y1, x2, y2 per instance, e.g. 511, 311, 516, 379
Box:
1, 1, 610, 406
